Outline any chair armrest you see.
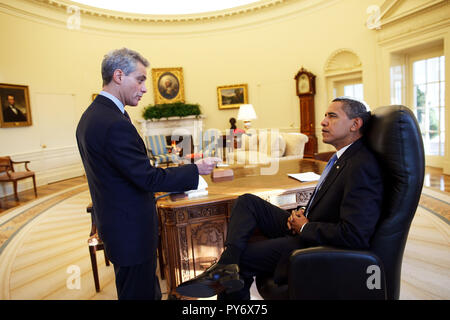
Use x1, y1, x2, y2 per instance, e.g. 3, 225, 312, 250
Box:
11, 160, 32, 171
288, 246, 386, 300
146, 148, 155, 158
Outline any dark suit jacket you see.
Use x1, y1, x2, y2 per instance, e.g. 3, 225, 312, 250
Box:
300, 139, 383, 250
2, 105, 26, 122
76, 95, 199, 266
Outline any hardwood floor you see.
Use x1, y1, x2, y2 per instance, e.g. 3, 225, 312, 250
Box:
424, 166, 450, 193
0, 176, 87, 215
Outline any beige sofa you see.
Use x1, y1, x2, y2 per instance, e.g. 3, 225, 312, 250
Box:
226, 130, 309, 165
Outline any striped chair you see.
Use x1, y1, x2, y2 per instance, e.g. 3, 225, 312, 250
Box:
201, 129, 222, 159
145, 135, 179, 167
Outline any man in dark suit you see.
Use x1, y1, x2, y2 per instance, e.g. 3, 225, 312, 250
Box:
2, 95, 26, 122
76, 48, 219, 300
176, 97, 384, 299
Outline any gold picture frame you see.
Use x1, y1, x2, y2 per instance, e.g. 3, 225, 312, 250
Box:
0, 83, 32, 128
217, 84, 248, 110
152, 67, 185, 104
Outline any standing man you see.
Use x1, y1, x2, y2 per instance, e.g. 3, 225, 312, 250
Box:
176, 97, 384, 299
76, 48, 218, 300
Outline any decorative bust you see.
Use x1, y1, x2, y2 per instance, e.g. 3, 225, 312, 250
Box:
229, 117, 237, 130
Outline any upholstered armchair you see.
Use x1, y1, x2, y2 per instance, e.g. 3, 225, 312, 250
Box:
145, 135, 180, 167
256, 105, 425, 300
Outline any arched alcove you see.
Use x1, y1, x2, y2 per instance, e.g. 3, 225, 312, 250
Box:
324, 49, 364, 103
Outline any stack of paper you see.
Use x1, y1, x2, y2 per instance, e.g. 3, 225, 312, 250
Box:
288, 172, 321, 182
185, 176, 209, 199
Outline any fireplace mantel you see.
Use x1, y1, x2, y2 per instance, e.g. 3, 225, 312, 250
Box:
138, 115, 205, 153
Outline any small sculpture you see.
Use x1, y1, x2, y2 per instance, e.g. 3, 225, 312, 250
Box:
229, 117, 237, 130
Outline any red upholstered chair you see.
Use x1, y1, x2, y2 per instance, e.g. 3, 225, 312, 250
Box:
86, 203, 110, 293
0, 156, 37, 201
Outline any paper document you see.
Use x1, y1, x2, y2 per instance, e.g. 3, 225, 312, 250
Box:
288, 172, 321, 182
185, 176, 209, 198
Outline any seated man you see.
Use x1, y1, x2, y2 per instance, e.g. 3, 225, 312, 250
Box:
176, 97, 384, 299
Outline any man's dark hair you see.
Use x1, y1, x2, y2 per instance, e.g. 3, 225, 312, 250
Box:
333, 97, 371, 134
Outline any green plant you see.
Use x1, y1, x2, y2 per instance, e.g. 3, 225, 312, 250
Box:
142, 102, 202, 120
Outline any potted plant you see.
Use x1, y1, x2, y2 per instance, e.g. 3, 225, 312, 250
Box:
142, 102, 202, 120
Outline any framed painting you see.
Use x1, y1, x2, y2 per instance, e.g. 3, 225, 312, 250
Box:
152, 67, 185, 104
217, 84, 248, 109
0, 83, 32, 128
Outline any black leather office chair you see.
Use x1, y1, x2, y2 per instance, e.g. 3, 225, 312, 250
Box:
256, 105, 425, 300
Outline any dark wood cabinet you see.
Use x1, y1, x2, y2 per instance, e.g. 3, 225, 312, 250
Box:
295, 67, 318, 158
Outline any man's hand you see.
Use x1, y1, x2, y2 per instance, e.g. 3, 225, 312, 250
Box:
287, 208, 309, 234
195, 157, 222, 175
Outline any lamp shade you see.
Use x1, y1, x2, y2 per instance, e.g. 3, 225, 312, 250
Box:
237, 104, 257, 121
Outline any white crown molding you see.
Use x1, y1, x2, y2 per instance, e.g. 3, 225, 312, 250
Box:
375, 0, 450, 46
0, 0, 336, 36
378, 0, 448, 27
37, 0, 289, 22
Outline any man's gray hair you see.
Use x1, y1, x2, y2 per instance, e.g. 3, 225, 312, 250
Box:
332, 96, 371, 133
101, 48, 149, 86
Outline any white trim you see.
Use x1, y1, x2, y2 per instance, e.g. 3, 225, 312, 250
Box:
0, 146, 84, 198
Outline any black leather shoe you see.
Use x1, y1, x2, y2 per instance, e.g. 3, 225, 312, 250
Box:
175, 263, 244, 298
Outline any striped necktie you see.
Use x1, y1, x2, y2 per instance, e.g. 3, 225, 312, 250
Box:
305, 153, 337, 217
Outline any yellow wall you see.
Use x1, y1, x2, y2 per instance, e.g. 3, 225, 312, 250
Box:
0, 0, 449, 190
0, 0, 384, 151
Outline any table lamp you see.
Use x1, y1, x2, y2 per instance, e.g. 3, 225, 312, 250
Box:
237, 104, 257, 130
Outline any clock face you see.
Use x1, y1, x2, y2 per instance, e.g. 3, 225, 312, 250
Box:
298, 74, 310, 94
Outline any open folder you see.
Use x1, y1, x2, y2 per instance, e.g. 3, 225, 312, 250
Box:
288, 172, 321, 182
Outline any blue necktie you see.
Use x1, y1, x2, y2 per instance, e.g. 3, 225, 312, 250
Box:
305, 153, 337, 217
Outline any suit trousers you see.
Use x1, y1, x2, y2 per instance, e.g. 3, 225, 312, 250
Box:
113, 258, 161, 300
218, 194, 309, 300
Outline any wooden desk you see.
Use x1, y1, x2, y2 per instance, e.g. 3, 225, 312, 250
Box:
157, 159, 325, 297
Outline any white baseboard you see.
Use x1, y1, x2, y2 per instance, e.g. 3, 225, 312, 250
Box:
0, 146, 85, 198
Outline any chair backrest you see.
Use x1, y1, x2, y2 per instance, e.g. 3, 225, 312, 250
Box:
146, 135, 169, 156
0, 156, 13, 173
365, 105, 425, 300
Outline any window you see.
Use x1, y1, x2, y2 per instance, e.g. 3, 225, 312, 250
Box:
332, 79, 364, 101
343, 83, 364, 101
412, 55, 445, 156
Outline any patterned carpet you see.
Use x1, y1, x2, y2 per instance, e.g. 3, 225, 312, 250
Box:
0, 184, 448, 300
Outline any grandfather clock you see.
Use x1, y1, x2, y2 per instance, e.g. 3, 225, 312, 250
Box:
295, 67, 317, 158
